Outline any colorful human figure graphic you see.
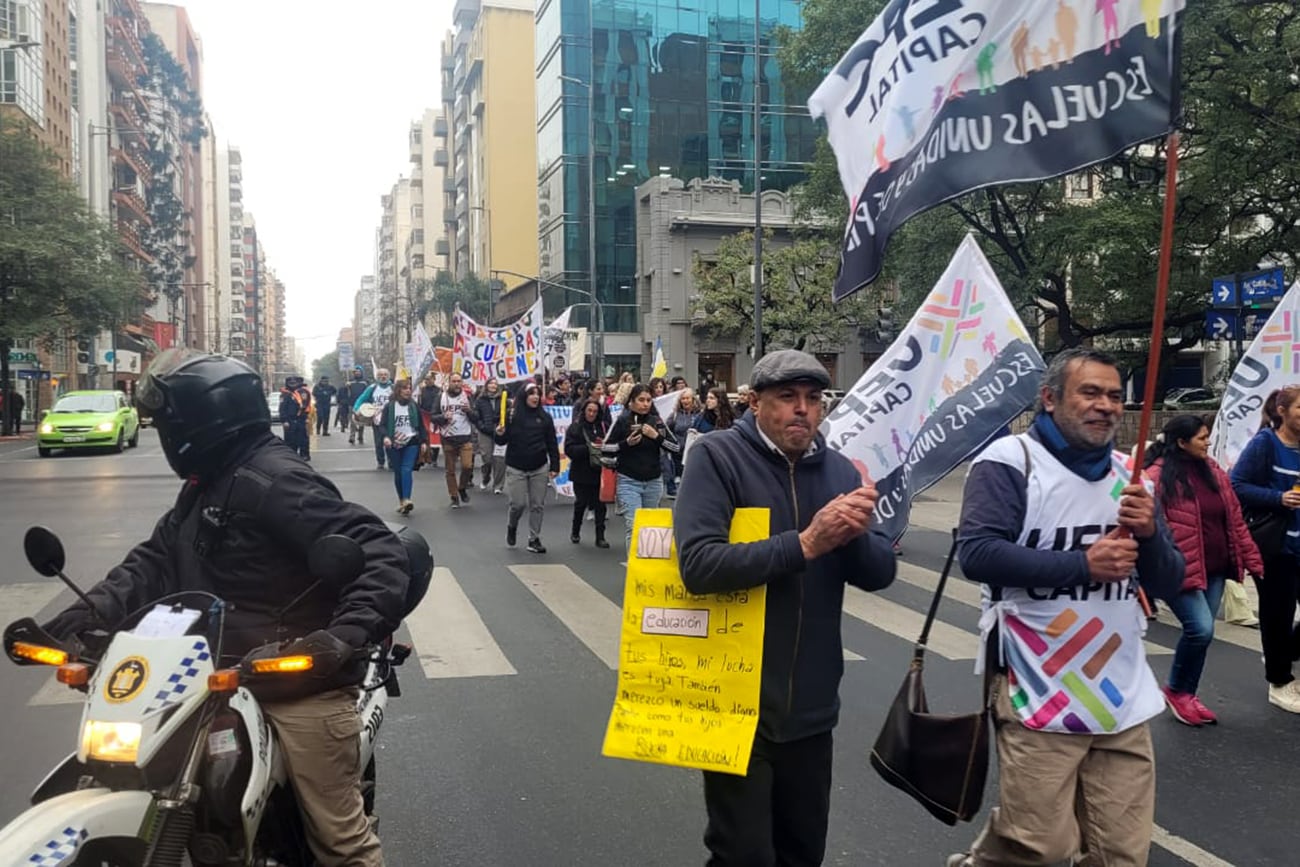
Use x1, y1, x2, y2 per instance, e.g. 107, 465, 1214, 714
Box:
928, 396, 938, 415
1048, 37, 1062, 69
890, 428, 908, 462
976, 42, 998, 94
895, 103, 919, 142
1096, 0, 1121, 54
1011, 22, 1031, 78
942, 374, 960, 396
851, 457, 874, 485
947, 74, 966, 102
983, 331, 998, 358
963, 357, 981, 385
874, 135, 890, 172
932, 85, 945, 114
1141, 0, 1162, 37
1056, 0, 1079, 62
867, 441, 888, 468
1029, 45, 1046, 72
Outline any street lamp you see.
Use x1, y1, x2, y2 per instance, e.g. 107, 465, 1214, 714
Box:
492, 268, 603, 378
558, 72, 603, 379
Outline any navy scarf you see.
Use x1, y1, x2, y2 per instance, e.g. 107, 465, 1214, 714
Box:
1031, 412, 1113, 482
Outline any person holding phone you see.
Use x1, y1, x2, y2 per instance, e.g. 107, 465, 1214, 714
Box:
602, 384, 680, 551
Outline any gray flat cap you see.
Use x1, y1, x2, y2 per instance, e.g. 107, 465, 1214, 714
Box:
750, 349, 831, 391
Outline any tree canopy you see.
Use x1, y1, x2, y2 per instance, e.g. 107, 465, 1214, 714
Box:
0, 122, 142, 348
777, 0, 1300, 388
690, 231, 878, 354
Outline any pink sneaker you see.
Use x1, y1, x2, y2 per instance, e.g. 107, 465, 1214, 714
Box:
1161, 686, 1202, 727
1190, 696, 1218, 725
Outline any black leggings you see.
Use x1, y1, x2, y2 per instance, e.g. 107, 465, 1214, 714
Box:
1258, 554, 1300, 685
571, 482, 606, 534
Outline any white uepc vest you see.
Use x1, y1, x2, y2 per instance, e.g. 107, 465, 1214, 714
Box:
972, 434, 1164, 735
370, 383, 393, 427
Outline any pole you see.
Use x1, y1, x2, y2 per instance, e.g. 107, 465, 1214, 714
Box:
1129, 131, 1181, 477
752, 0, 764, 361
586, 5, 602, 381
1233, 271, 1244, 369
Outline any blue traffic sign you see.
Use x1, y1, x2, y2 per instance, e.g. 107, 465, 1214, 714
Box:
1242, 307, 1272, 339
1206, 311, 1235, 340
1211, 277, 1238, 308
1240, 268, 1286, 303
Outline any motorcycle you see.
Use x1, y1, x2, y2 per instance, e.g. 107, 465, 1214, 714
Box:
0, 523, 432, 866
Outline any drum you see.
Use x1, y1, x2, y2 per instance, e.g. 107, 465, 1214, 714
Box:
355, 403, 377, 425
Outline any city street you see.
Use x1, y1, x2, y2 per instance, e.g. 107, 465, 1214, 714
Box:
0, 430, 1294, 866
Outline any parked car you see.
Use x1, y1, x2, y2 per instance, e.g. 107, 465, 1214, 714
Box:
1163, 387, 1220, 409
37, 390, 140, 457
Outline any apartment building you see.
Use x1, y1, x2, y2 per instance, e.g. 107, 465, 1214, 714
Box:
354, 276, 378, 366
408, 107, 452, 334
374, 178, 412, 365
441, 0, 539, 298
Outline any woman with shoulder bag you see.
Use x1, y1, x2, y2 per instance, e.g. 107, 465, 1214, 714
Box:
1145, 415, 1263, 725
1230, 386, 1300, 714
381, 379, 424, 516
564, 398, 610, 548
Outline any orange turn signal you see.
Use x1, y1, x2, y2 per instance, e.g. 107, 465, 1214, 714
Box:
56, 662, 91, 686
250, 655, 313, 674
12, 641, 68, 666
208, 669, 240, 693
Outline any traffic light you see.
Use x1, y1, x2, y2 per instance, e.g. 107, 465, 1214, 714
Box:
76, 338, 91, 366
877, 307, 896, 343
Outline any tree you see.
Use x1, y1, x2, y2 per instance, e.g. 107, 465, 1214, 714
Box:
311, 350, 340, 384
413, 271, 492, 343
0, 121, 143, 433
690, 231, 877, 354
778, 0, 1300, 396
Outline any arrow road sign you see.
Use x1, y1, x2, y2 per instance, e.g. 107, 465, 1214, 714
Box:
1240, 267, 1286, 303
1205, 311, 1235, 340
1211, 277, 1238, 308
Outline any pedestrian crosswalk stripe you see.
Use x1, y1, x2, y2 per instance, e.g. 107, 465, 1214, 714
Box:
509, 564, 622, 669
844, 586, 979, 661
0, 583, 66, 632
892, 561, 1174, 658
404, 567, 517, 679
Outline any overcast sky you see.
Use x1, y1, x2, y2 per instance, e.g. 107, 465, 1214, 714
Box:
178, 0, 453, 367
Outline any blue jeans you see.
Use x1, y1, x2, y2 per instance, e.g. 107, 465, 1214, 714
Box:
661, 452, 677, 496
1166, 574, 1227, 695
387, 444, 419, 501
374, 428, 387, 467
617, 475, 663, 551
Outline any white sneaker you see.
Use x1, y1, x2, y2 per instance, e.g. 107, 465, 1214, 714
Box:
1268, 682, 1300, 714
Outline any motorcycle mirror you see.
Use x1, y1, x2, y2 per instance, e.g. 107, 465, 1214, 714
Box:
308, 535, 366, 588
23, 527, 110, 628
24, 526, 66, 577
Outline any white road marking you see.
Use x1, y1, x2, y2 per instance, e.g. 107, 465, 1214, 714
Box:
0, 582, 67, 627
843, 586, 979, 661
1152, 823, 1237, 867
510, 564, 623, 669
404, 567, 516, 679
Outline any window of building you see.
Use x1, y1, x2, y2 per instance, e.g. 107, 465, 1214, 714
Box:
1066, 172, 1094, 199
698, 354, 735, 392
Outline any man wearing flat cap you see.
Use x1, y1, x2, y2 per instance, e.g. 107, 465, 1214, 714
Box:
676, 348, 897, 866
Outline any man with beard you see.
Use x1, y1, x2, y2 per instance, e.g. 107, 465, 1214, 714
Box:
352, 369, 393, 470
947, 348, 1183, 867
674, 349, 897, 866
436, 373, 478, 509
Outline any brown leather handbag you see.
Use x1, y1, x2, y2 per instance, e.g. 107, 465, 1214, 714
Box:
869, 533, 991, 826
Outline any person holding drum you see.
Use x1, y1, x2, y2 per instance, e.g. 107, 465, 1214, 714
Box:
352, 368, 394, 470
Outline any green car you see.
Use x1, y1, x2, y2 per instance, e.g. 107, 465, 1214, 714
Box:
38, 390, 140, 457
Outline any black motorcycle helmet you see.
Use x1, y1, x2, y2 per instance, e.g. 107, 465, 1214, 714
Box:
137, 348, 271, 478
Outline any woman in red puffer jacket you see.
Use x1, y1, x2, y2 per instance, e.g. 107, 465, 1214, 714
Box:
1145, 414, 1263, 726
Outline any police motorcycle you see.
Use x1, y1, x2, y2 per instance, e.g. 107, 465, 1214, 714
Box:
0, 523, 433, 866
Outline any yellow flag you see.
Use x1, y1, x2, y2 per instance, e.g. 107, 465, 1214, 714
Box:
651, 337, 668, 379
602, 507, 768, 775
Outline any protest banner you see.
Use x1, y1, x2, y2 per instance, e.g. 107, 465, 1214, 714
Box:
452, 299, 544, 385
1210, 280, 1300, 467
546, 405, 576, 498
337, 341, 354, 373
411, 322, 435, 381
822, 235, 1044, 541
603, 507, 768, 775
808, 0, 1184, 300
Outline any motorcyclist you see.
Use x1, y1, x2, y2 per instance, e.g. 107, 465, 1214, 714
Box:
38, 349, 409, 867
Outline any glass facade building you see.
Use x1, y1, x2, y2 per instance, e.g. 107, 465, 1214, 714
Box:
535, 0, 814, 339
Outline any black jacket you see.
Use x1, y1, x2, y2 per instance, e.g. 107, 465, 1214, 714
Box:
341, 377, 369, 406
42, 431, 411, 684
674, 413, 896, 742
475, 391, 506, 436
418, 384, 442, 416
279, 386, 311, 424
604, 410, 678, 481
564, 416, 609, 486
495, 405, 560, 473
312, 384, 337, 409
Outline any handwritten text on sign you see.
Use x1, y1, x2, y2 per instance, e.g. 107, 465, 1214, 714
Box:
603, 507, 767, 776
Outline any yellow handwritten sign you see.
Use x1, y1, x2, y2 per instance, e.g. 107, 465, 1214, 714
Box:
602, 507, 768, 776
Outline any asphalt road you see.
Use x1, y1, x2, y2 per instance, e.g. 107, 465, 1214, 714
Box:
0, 428, 1294, 865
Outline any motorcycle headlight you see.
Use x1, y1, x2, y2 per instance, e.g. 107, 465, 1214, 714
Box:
40, 423, 53, 434
96, 421, 115, 432
81, 720, 142, 763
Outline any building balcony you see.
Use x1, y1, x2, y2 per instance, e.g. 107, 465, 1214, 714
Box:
453, 0, 480, 26
441, 52, 455, 72
110, 145, 149, 180
435, 239, 450, 257
116, 221, 153, 263
109, 15, 146, 66
112, 189, 151, 224
108, 97, 145, 132
443, 208, 456, 226
106, 41, 135, 88
433, 116, 448, 138
443, 177, 456, 193
433, 148, 448, 167
409, 136, 422, 164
